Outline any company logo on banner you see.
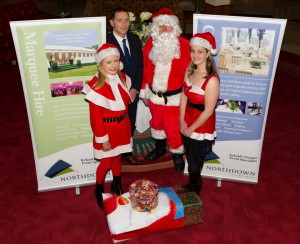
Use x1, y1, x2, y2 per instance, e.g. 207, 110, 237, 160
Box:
44, 159, 75, 178
10, 17, 109, 192
190, 14, 286, 183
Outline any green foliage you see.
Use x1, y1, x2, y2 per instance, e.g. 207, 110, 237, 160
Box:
51, 60, 59, 70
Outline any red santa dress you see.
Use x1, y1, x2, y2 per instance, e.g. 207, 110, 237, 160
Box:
139, 37, 190, 154
83, 73, 133, 160
182, 74, 219, 156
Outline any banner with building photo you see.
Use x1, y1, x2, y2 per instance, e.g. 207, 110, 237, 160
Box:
190, 14, 286, 183
10, 17, 108, 192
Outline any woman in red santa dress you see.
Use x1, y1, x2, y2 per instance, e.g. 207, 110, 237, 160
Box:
83, 43, 133, 209
180, 32, 220, 195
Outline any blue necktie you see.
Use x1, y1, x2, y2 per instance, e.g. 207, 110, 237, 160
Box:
122, 39, 131, 68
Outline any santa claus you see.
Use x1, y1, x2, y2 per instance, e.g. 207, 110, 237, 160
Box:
139, 8, 190, 171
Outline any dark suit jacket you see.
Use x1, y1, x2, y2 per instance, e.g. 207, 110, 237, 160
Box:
107, 32, 143, 92
107, 32, 143, 134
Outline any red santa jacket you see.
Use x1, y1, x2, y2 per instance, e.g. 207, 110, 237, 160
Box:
140, 37, 190, 106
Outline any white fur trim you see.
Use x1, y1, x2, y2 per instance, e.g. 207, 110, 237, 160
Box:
94, 140, 133, 159
83, 75, 129, 111
139, 84, 152, 100
151, 128, 166, 139
169, 145, 184, 154
95, 134, 109, 143
152, 62, 171, 92
153, 15, 179, 27
149, 92, 181, 106
190, 37, 217, 55
95, 48, 120, 64
190, 131, 217, 141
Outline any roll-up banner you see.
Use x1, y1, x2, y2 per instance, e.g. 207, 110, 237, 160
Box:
10, 17, 108, 192
189, 14, 286, 183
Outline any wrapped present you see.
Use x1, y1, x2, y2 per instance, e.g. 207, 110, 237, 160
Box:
102, 185, 203, 243
179, 192, 203, 226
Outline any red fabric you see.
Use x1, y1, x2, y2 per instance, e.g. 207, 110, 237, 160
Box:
151, 8, 175, 19
183, 75, 219, 137
86, 74, 132, 158
111, 199, 184, 242
148, 101, 183, 150
96, 155, 121, 183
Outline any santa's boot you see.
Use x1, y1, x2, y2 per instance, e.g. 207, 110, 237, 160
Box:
145, 139, 166, 161
95, 183, 104, 209
172, 153, 185, 172
111, 176, 124, 195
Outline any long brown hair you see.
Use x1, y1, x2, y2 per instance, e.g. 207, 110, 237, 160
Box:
187, 48, 218, 77
92, 60, 126, 90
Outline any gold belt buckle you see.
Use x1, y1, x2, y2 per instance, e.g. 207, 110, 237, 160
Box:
156, 91, 163, 97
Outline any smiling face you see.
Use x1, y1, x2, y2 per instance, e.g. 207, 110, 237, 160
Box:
190, 45, 209, 66
110, 11, 130, 38
100, 55, 120, 75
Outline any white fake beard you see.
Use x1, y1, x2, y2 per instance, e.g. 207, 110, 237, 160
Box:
149, 32, 180, 65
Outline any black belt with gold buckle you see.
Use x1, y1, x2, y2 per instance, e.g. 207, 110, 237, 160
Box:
103, 112, 127, 123
149, 87, 182, 104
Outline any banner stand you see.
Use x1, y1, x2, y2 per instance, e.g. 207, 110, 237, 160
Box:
75, 186, 80, 196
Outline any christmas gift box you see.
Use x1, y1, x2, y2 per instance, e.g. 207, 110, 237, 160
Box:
102, 185, 203, 243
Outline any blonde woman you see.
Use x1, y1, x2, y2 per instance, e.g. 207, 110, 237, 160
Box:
83, 43, 133, 209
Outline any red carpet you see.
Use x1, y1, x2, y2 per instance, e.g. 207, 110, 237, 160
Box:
0, 51, 299, 243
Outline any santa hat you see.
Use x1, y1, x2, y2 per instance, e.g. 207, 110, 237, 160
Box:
95, 43, 120, 64
190, 32, 218, 55
151, 8, 179, 27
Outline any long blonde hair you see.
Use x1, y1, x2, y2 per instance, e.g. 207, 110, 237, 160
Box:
92, 60, 126, 90
187, 48, 218, 77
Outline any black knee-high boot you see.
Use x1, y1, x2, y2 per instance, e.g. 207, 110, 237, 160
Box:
182, 154, 204, 195
145, 139, 167, 161
95, 183, 104, 209
111, 176, 124, 195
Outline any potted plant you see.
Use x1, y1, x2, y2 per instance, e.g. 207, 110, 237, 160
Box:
249, 58, 265, 69
76, 59, 82, 67
51, 60, 59, 70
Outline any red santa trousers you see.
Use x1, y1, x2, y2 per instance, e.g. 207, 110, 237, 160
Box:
148, 101, 184, 153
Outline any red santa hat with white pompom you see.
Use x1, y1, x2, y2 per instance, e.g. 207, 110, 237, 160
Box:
151, 8, 179, 27
95, 43, 120, 64
190, 32, 218, 55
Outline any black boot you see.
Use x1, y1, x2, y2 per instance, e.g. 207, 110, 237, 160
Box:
111, 176, 124, 195
182, 155, 203, 194
95, 183, 104, 209
172, 153, 185, 172
185, 172, 200, 195
145, 139, 167, 161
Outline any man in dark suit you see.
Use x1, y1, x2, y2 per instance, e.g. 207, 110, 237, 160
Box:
107, 8, 143, 165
